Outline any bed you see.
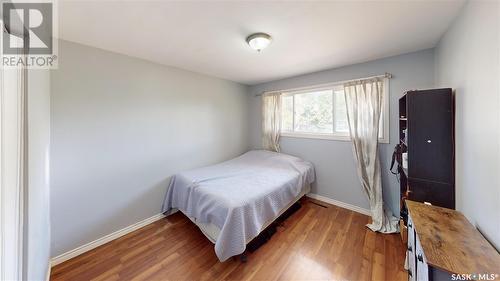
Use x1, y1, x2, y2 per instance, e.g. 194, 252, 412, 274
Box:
161, 150, 315, 261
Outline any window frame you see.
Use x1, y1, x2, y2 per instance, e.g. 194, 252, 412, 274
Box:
280, 78, 390, 143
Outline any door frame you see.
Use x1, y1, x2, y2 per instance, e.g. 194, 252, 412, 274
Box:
0, 24, 28, 281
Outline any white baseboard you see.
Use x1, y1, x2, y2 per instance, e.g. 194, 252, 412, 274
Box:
45, 262, 51, 281
50, 196, 367, 266
51, 213, 166, 266
306, 193, 371, 216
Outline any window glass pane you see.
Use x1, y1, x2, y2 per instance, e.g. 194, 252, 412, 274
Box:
379, 94, 385, 138
281, 95, 293, 132
278, 79, 388, 140
294, 90, 333, 134
334, 89, 349, 133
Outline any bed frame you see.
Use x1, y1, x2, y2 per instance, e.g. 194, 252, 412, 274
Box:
185, 184, 311, 262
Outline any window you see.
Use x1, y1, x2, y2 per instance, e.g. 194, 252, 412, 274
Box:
281, 81, 389, 142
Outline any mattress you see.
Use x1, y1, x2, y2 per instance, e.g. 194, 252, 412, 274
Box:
162, 150, 315, 261
185, 183, 311, 244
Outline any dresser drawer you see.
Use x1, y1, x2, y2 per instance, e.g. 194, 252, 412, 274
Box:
415, 234, 429, 281
407, 215, 416, 281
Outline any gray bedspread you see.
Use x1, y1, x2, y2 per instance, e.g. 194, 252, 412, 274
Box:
161, 150, 315, 261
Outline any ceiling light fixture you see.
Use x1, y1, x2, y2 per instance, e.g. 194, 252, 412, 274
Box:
246, 33, 272, 52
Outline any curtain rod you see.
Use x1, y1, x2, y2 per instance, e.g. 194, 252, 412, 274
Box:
256, 72, 392, 96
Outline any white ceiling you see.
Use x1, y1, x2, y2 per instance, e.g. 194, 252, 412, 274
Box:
59, 1, 465, 85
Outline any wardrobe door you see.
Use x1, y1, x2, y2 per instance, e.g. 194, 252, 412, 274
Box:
407, 89, 453, 184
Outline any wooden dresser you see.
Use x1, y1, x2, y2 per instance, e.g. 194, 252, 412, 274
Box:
405, 200, 500, 281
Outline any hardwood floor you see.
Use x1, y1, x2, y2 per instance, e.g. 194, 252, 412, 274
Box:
51, 198, 408, 281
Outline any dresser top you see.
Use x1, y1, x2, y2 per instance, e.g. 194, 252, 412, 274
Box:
406, 200, 500, 275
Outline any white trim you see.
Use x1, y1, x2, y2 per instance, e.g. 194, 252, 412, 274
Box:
281, 132, 389, 144
281, 132, 351, 142
50, 213, 166, 266
380, 77, 390, 144
49, 198, 369, 266
306, 193, 371, 216
45, 262, 50, 281
0, 34, 27, 281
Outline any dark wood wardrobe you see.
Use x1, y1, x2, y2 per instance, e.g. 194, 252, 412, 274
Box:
399, 88, 455, 221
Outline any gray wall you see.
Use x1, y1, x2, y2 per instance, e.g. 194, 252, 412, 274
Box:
248, 49, 435, 215
25, 69, 51, 280
50, 40, 249, 257
435, 1, 499, 249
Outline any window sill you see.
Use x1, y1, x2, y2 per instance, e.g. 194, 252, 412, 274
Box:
280, 132, 389, 143
281, 132, 351, 142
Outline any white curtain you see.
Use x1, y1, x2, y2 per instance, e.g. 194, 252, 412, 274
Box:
262, 92, 281, 152
344, 78, 398, 233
